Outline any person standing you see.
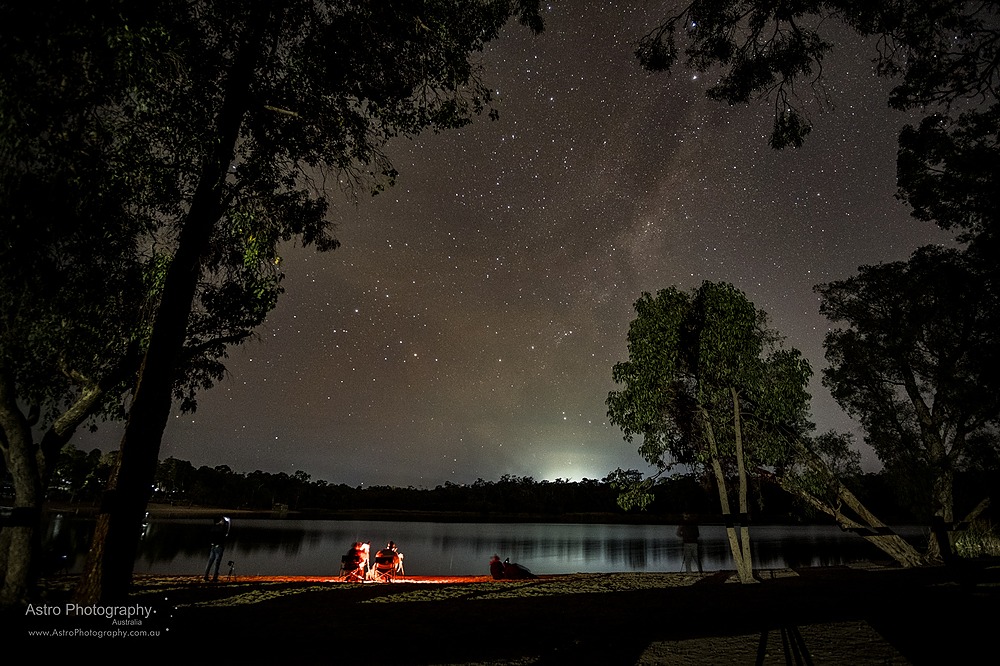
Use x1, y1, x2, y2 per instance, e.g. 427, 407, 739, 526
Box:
386, 541, 404, 574
205, 515, 231, 582
677, 514, 702, 574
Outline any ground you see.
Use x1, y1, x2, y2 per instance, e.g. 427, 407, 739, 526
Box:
7, 559, 998, 664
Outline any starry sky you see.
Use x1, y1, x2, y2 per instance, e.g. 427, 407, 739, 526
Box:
81, 2, 953, 488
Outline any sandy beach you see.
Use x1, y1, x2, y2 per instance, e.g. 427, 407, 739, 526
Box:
9, 559, 998, 664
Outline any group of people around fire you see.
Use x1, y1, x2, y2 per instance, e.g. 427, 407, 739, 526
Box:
340, 539, 405, 582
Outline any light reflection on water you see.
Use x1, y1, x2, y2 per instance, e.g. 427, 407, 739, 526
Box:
43, 516, 928, 578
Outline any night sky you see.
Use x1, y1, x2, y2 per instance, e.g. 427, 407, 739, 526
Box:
81, 3, 952, 488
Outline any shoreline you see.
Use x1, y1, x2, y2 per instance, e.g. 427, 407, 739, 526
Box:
39, 501, 928, 527
11, 560, 999, 663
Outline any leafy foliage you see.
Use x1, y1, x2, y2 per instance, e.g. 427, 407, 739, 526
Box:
0, 7, 147, 426
776, 430, 862, 513
897, 106, 1000, 249
636, 0, 1000, 539
637, 1, 1000, 152
817, 245, 1000, 519
607, 282, 813, 476
604, 467, 656, 511
3, 0, 546, 603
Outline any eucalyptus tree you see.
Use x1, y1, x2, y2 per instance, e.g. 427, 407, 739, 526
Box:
636, 0, 1000, 560
773, 430, 928, 567
817, 245, 1000, 556
607, 282, 930, 571
0, 1, 288, 605
607, 282, 813, 583
0, 1, 150, 606
3, 0, 545, 603
0, 0, 542, 604
0, 221, 143, 607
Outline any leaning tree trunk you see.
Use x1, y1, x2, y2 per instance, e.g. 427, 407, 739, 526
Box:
786, 482, 928, 567
783, 435, 928, 568
701, 405, 755, 584
73, 22, 265, 604
74, 183, 231, 602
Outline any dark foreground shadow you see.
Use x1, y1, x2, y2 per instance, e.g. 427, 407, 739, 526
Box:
7, 560, 998, 665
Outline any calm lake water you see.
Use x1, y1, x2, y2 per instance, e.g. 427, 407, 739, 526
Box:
42, 516, 928, 578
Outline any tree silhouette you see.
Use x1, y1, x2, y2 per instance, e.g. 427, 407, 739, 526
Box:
607, 282, 813, 583
1, 1, 544, 604
818, 245, 1000, 557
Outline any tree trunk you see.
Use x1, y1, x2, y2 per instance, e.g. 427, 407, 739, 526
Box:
73, 19, 265, 604
0, 520, 37, 608
786, 481, 928, 567
0, 367, 43, 607
902, 371, 959, 561
701, 406, 755, 584
730, 388, 754, 583
74, 176, 232, 603
0, 528, 9, 588
926, 466, 955, 561
781, 435, 928, 568
0, 356, 130, 606
960, 497, 991, 525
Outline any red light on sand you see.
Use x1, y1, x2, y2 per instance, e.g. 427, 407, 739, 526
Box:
199, 575, 496, 584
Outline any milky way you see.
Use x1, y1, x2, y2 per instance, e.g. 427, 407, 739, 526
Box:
80, 3, 953, 487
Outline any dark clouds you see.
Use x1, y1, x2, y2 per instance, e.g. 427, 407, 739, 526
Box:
80, 3, 953, 487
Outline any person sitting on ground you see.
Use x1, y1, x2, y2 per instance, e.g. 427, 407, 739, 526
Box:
489, 554, 504, 579
502, 557, 536, 579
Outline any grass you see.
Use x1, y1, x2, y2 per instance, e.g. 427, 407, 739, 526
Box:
955, 520, 1000, 558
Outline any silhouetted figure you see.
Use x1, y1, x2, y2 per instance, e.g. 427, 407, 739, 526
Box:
386, 540, 404, 573
502, 557, 537, 579
371, 541, 404, 581
341, 541, 370, 582
489, 554, 504, 579
677, 514, 702, 573
205, 515, 231, 582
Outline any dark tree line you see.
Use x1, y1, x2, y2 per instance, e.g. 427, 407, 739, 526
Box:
11, 447, 993, 525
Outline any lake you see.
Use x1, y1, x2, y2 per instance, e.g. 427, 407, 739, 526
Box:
42, 515, 928, 578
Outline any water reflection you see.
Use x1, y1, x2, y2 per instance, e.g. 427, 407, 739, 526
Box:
40, 516, 928, 578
